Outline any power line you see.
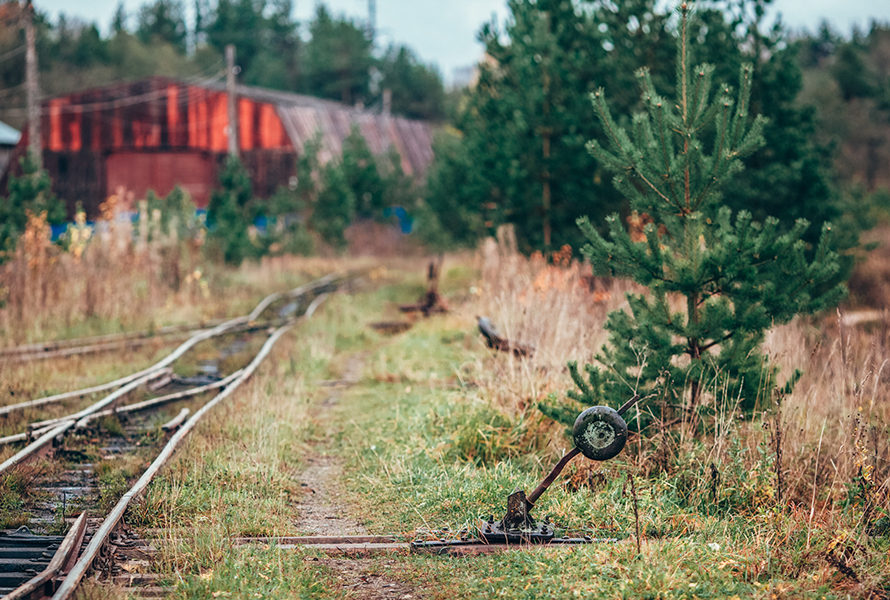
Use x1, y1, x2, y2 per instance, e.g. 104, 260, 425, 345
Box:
0, 44, 25, 64
0, 72, 225, 118
0, 80, 26, 99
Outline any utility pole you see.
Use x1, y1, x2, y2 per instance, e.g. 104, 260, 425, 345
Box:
24, 0, 40, 168
367, 0, 376, 41
226, 44, 238, 158
382, 88, 391, 116
540, 12, 551, 250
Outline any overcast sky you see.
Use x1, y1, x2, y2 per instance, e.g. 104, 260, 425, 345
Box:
35, 0, 890, 84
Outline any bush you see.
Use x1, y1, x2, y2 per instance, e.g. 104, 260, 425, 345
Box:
207, 157, 255, 265
0, 152, 66, 262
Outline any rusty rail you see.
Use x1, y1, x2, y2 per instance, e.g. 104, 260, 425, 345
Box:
0, 278, 342, 475
4, 513, 88, 600
72, 369, 243, 430
160, 408, 190, 431
0, 319, 229, 359
0, 316, 244, 417
0, 369, 169, 475
50, 293, 332, 600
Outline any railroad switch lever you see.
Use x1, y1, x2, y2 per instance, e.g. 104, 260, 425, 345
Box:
480, 395, 640, 544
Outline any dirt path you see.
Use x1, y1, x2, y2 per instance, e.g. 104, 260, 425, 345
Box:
294, 354, 424, 600
293, 453, 367, 536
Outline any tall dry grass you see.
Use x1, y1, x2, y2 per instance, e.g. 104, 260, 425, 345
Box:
0, 193, 205, 343
471, 226, 889, 515
0, 191, 357, 346
765, 317, 890, 503
469, 226, 637, 417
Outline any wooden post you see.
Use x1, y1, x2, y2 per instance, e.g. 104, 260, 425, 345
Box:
24, 0, 40, 168
226, 44, 238, 158
540, 11, 551, 250
382, 88, 391, 116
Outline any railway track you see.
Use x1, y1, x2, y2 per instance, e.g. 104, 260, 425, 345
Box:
0, 320, 231, 364
0, 273, 346, 599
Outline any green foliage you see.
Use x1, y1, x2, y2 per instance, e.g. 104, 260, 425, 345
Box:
380, 146, 417, 209
688, 8, 846, 258
538, 361, 605, 436
425, 0, 626, 252
311, 161, 355, 251
266, 181, 314, 256
206, 0, 300, 92
143, 185, 205, 241
289, 129, 422, 251
207, 157, 255, 265
0, 470, 32, 529
798, 23, 890, 201
574, 4, 845, 414
424, 0, 848, 254
301, 5, 373, 106
423, 129, 487, 247
377, 45, 446, 120
136, 0, 187, 53
0, 152, 66, 261
293, 133, 323, 212
339, 125, 385, 218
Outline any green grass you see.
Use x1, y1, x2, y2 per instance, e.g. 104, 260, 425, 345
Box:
0, 469, 35, 529
166, 546, 336, 599
131, 264, 889, 599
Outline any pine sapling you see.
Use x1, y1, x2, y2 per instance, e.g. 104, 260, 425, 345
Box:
545, 2, 845, 430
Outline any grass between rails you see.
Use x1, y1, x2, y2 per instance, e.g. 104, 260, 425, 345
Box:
129, 260, 888, 599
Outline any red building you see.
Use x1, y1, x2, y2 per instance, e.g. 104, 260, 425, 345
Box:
10, 76, 436, 216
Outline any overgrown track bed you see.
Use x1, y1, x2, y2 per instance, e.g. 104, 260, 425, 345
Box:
0, 273, 349, 600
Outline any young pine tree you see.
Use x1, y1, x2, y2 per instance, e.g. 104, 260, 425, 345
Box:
311, 162, 355, 251
0, 152, 66, 261
207, 157, 254, 265
570, 3, 845, 416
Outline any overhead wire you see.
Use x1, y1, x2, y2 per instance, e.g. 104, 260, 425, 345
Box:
0, 43, 25, 64
0, 70, 226, 118
0, 80, 26, 99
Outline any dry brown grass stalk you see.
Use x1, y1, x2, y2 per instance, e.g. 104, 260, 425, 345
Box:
473, 229, 890, 515
0, 192, 366, 346
470, 227, 636, 416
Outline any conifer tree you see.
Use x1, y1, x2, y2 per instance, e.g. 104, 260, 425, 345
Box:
311, 163, 355, 251
207, 157, 254, 265
339, 126, 384, 218
0, 152, 65, 262
575, 3, 845, 413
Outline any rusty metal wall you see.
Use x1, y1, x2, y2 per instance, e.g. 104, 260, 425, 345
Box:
43, 149, 107, 217
41, 77, 293, 155
107, 151, 215, 208
11, 76, 436, 217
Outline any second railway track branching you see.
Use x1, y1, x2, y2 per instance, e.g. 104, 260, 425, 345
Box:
2, 281, 337, 600
0, 273, 345, 475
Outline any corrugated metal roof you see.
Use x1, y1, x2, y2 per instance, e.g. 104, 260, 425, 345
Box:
0, 120, 20, 146
230, 84, 436, 177
38, 76, 437, 176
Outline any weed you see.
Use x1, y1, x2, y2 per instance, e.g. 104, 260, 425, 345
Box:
97, 414, 125, 437
0, 465, 41, 528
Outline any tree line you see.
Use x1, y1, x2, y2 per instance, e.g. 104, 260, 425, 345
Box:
2, 0, 890, 266
0, 0, 447, 125
422, 0, 890, 257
